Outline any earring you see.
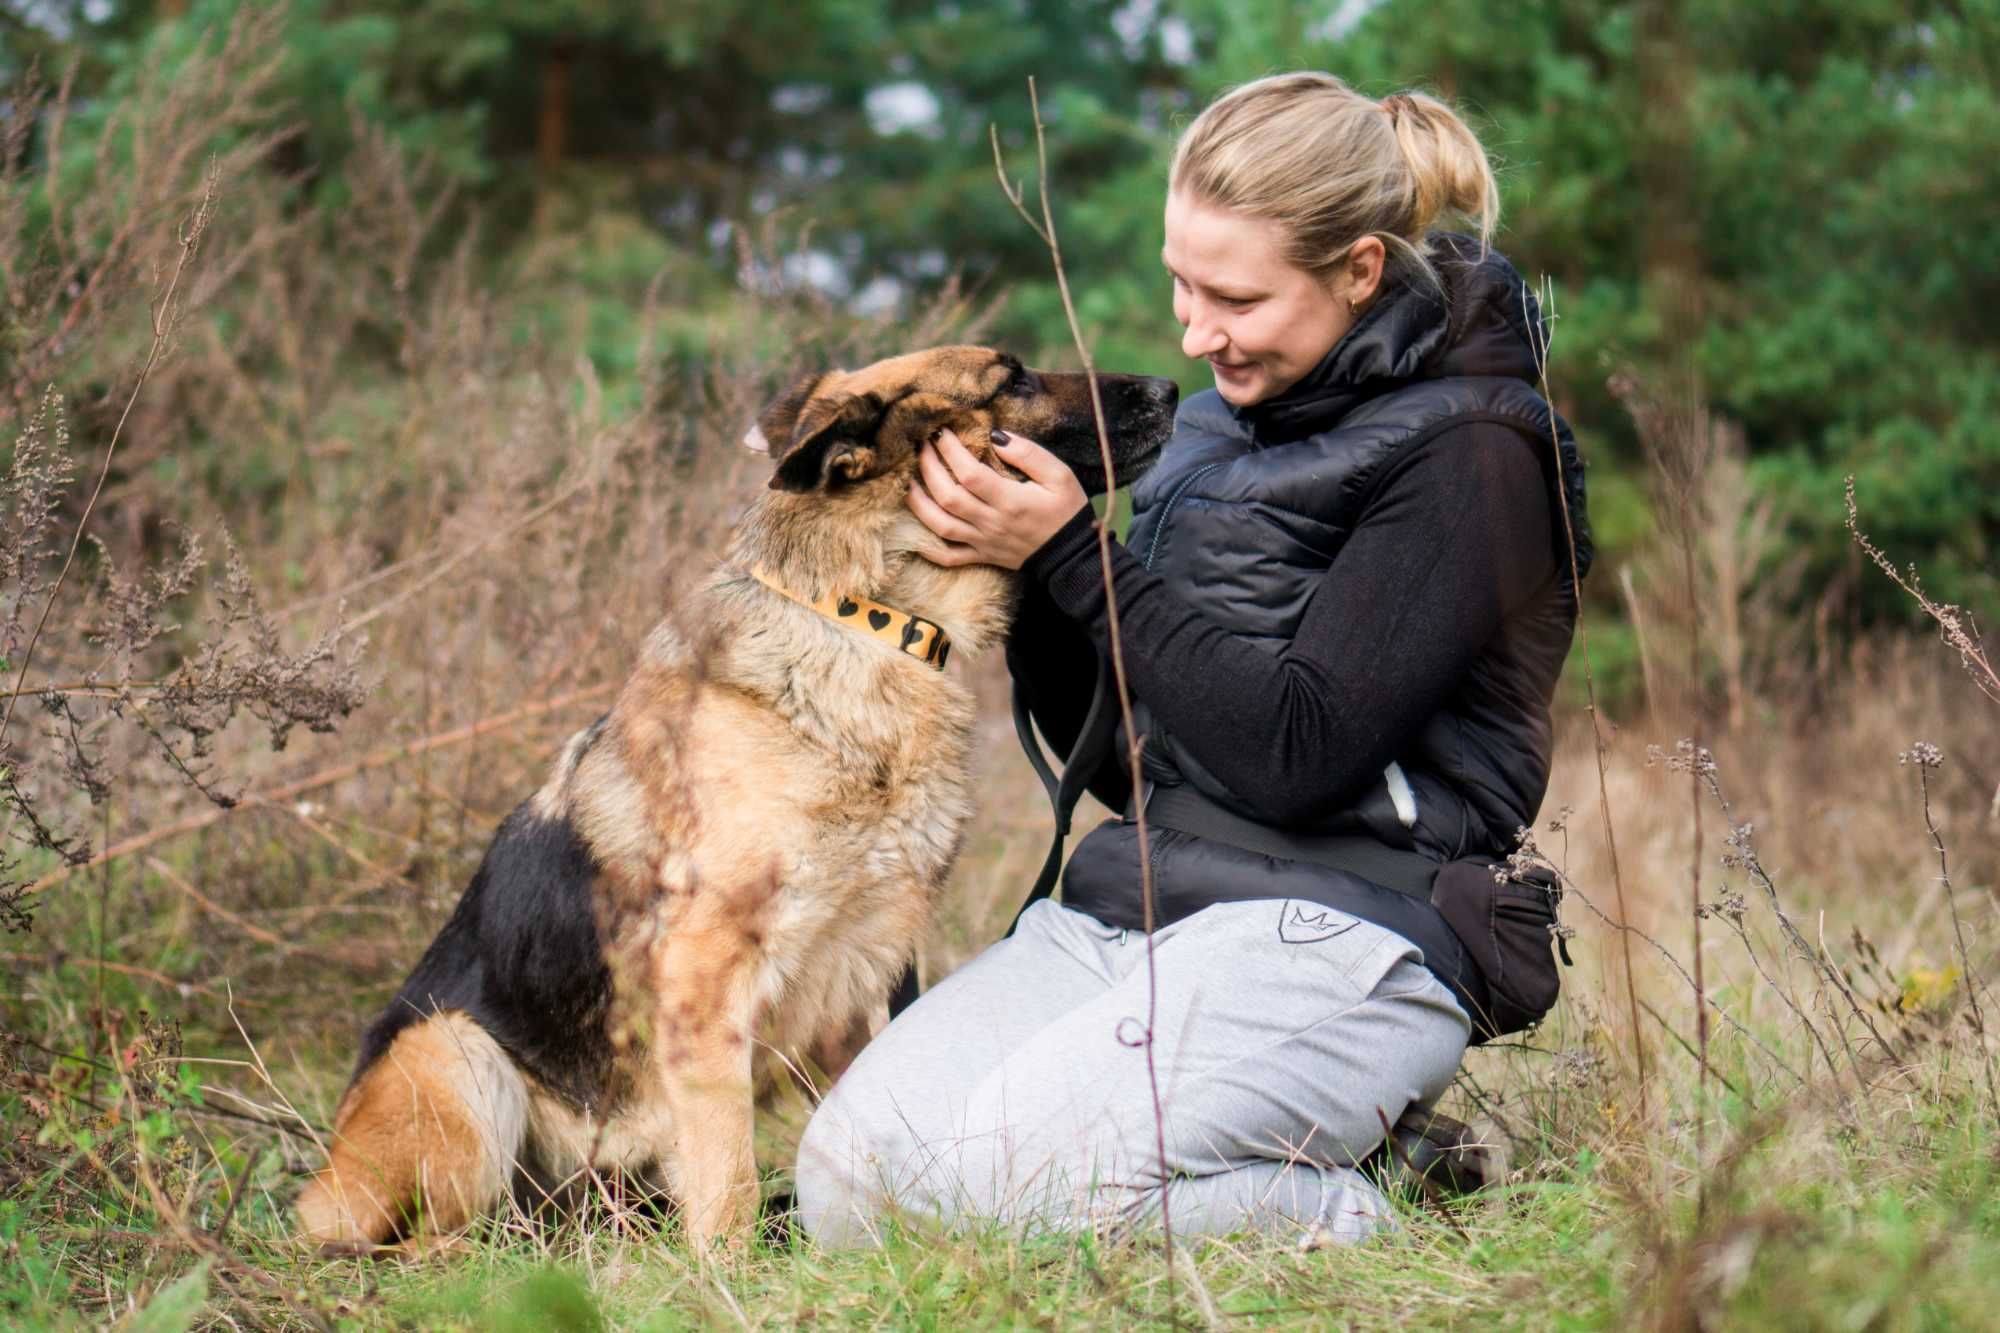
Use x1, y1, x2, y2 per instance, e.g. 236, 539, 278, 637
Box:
1348, 296, 1362, 317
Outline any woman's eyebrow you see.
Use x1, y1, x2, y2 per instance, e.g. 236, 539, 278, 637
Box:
1167, 266, 1263, 301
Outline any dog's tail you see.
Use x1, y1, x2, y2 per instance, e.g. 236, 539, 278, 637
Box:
295, 1011, 527, 1248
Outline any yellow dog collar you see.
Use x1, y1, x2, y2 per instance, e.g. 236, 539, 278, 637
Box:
748, 566, 952, 671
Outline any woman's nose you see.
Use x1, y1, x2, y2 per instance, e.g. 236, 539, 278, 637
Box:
1181, 313, 1226, 360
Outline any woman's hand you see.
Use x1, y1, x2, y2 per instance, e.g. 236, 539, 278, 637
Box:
907, 428, 1088, 570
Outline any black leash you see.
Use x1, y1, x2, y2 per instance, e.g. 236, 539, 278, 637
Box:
1007, 651, 1117, 930
886, 652, 1116, 1017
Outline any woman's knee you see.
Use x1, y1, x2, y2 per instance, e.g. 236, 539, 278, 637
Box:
793, 1080, 873, 1244
791, 1022, 948, 1244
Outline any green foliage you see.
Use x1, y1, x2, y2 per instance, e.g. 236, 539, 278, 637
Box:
125, 1259, 211, 1333
485, 1267, 606, 1333
15, 0, 1989, 625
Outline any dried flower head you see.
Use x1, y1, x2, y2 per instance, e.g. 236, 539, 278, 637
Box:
1697, 892, 1747, 924
1661, 738, 1717, 775
1551, 1048, 1603, 1089
1898, 741, 1943, 770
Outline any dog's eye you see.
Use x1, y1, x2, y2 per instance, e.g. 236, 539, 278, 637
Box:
1002, 366, 1037, 397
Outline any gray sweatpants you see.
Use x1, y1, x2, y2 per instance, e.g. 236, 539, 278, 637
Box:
795, 898, 1471, 1246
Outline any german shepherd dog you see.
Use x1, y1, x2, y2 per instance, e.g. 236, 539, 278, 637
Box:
295, 346, 1176, 1249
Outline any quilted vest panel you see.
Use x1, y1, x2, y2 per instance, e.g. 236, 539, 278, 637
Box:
1118, 372, 1587, 862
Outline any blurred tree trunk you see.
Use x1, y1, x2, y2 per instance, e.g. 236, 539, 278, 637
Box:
1633, 0, 1710, 722
534, 40, 574, 232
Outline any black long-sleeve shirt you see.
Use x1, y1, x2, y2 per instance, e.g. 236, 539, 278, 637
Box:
1005, 419, 1558, 826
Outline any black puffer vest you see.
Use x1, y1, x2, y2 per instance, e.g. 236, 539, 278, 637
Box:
1060, 237, 1591, 998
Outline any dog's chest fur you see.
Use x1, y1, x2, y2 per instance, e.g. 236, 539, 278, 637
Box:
530, 569, 988, 1131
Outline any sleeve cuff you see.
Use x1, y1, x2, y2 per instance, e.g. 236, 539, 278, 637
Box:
1021, 503, 1101, 586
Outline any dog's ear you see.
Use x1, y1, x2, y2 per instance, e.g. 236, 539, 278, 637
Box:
768, 391, 890, 492
745, 370, 833, 455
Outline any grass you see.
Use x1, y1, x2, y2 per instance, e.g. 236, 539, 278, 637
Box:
5, 680, 1998, 1329
7, 1048, 1999, 1329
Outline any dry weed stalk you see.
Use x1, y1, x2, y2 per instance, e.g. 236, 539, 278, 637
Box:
1903, 741, 1997, 1112
0, 160, 220, 748
991, 77, 1175, 1292
22, 681, 614, 899
1523, 279, 1651, 1117
3, 185, 369, 926
1609, 363, 1741, 1162
1845, 477, 2000, 707
1511, 819, 1800, 1090
1, 19, 388, 945
1709, 756, 1900, 1067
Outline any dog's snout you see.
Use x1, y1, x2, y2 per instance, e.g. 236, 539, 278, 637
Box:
1101, 373, 1179, 420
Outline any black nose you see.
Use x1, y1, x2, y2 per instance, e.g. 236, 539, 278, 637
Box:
1102, 373, 1178, 417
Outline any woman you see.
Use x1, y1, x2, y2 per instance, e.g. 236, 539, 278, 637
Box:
796, 72, 1588, 1244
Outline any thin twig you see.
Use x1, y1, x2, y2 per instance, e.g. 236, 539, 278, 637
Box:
993, 78, 1175, 1308
209, 1145, 261, 1244
1, 949, 264, 1004
144, 855, 375, 965
1709, 906, 1843, 1089
1636, 996, 1747, 1102
1682, 540, 1710, 1182
1847, 478, 2000, 704
1553, 873, 1803, 1085
1699, 761, 1901, 1064
1523, 279, 1650, 1115
1913, 751, 1998, 1113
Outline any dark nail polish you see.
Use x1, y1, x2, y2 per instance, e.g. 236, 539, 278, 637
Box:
927, 428, 942, 445
990, 429, 1011, 445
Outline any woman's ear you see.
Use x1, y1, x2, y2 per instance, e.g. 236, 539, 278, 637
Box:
1345, 235, 1388, 309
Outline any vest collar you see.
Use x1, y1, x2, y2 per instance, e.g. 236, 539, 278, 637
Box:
747, 565, 951, 670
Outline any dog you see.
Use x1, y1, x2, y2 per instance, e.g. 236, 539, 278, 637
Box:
294, 345, 1176, 1249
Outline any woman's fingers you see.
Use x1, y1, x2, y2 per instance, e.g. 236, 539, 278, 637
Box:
912, 533, 980, 566
918, 431, 1000, 524
907, 473, 984, 546
990, 432, 1074, 489
932, 428, 1010, 504
907, 427, 1088, 571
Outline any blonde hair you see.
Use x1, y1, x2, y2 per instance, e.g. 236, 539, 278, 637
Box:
1170, 72, 1500, 295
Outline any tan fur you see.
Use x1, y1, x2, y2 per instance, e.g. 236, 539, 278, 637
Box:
297, 1013, 526, 1246
297, 346, 1166, 1250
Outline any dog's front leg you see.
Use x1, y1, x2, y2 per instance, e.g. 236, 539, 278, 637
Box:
662, 1044, 757, 1245
653, 945, 760, 1247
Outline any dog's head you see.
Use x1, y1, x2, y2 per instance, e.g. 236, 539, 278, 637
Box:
745, 345, 1177, 497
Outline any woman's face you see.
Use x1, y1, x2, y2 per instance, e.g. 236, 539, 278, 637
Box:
1163, 190, 1372, 407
